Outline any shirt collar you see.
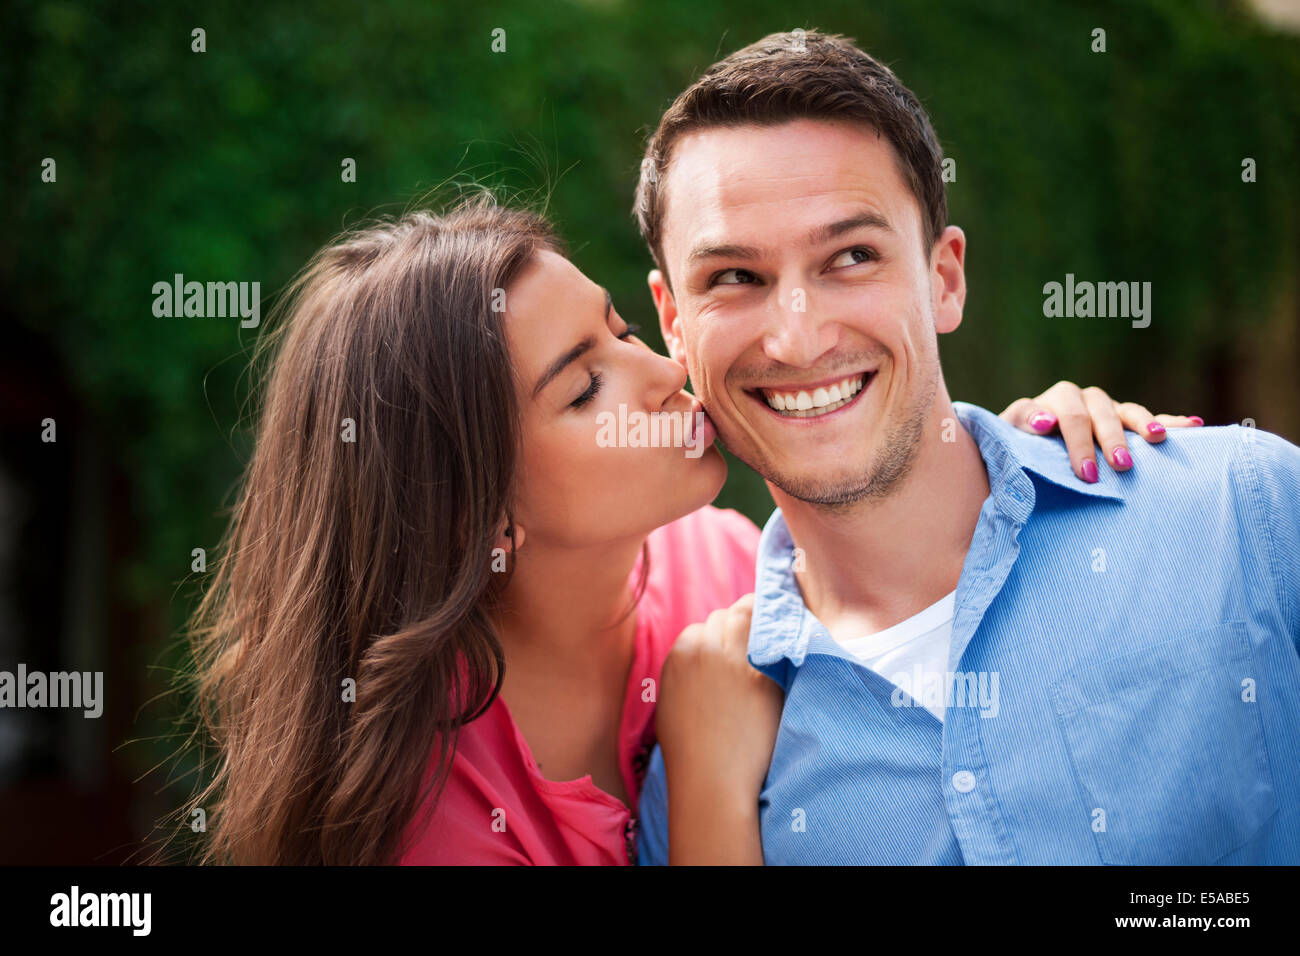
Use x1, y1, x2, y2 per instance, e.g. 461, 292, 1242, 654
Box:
747, 401, 1124, 671
953, 400, 1125, 504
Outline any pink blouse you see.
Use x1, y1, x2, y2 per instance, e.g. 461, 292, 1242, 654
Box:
399, 504, 761, 865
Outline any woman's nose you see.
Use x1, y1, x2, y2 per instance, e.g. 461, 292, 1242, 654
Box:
649, 348, 690, 407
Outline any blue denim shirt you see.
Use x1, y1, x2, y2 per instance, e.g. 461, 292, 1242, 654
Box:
638, 401, 1300, 864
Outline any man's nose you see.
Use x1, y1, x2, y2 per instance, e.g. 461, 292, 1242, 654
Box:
760, 285, 840, 368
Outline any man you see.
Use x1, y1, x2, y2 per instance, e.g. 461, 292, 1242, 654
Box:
636, 30, 1300, 864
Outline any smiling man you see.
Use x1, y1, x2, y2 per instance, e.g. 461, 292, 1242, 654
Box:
635, 30, 1300, 865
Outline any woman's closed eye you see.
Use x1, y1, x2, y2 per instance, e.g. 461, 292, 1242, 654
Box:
571, 372, 603, 409
570, 325, 643, 408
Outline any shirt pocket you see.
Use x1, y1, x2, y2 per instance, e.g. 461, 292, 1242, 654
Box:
1049, 621, 1277, 865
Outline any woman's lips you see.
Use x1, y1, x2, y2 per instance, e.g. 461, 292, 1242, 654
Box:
690, 404, 717, 447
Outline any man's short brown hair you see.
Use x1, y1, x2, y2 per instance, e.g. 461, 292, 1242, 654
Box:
634, 30, 947, 285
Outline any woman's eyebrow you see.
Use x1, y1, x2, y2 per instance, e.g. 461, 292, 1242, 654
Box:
532, 336, 597, 399
530, 287, 612, 400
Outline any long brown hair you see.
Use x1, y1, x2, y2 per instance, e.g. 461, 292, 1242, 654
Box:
181, 193, 563, 864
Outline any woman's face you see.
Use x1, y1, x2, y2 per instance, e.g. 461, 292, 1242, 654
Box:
504, 250, 727, 550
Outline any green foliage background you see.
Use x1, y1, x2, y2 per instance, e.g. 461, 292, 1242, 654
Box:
4, 0, 1299, 815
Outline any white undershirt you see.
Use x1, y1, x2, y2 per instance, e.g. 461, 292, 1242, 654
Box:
835, 589, 957, 723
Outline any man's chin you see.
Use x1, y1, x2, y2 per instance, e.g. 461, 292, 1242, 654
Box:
726, 432, 921, 510
731, 445, 879, 507
766, 471, 879, 509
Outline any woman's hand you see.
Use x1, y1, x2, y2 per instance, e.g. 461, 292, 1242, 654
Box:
1000, 382, 1203, 482
657, 594, 783, 865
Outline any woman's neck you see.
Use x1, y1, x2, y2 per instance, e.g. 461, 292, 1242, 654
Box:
494, 536, 645, 675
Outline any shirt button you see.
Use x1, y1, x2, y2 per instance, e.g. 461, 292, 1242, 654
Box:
952, 770, 976, 793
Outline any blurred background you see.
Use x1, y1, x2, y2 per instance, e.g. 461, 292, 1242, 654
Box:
2, 0, 1297, 863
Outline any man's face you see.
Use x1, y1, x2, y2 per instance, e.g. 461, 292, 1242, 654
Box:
651, 118, 966, 506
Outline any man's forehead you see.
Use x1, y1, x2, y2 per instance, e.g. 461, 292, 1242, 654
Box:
660, 120, 915, 257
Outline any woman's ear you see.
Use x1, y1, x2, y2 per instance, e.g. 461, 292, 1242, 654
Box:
648, 269, 686, 365
494, 519, 525, 554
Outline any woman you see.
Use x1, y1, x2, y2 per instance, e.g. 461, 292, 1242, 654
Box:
179, 194, 1197, 865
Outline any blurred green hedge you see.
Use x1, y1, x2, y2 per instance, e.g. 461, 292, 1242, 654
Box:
5, 0, 1299, 787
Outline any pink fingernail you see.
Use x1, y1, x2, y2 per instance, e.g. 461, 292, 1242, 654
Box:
1029, 412, 1057, 432
1146, 422, 1165, 435
1081, 459, 1099, 483
1189, 416, 1204, 426
1112, 446, 1132, 469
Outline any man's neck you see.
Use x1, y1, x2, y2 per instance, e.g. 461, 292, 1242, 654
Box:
770, 395, 991, 639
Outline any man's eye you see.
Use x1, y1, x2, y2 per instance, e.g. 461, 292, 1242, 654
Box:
618, 323, 641, 340
711, 268, 757, 286
829, 247, 876, 270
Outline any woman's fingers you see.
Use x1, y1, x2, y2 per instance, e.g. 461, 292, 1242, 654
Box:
1049, 411, 1095, 481
1115, 402, 1168, 443
999, 396, 1059, 434
1118, 403, 1208, 439
1002, 383, 1206, 483
1085, 389, 1136, 474
1154, 413, 1204, 428
1117, 405, 1203, 440
1001, 382, 1101, 481
1071, 386, 1128, 479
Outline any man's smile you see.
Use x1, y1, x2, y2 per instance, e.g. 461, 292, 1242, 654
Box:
744, 370, 876, 421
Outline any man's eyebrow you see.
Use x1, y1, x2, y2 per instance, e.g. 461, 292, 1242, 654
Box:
529, 287, 611, 400
685, 214, 895, 269
687, 242, 765, 266
808, 212, 894, 245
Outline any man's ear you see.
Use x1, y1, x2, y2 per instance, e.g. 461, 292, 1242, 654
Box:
647, 269, 686, 365
930, 225, 967, 335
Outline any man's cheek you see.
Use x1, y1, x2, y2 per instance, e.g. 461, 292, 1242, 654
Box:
690, 338, 725, 391
684, 351, 711, 397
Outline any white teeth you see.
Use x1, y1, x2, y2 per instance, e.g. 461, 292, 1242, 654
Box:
760, 373, 870, 417
759, 374, 868, 416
